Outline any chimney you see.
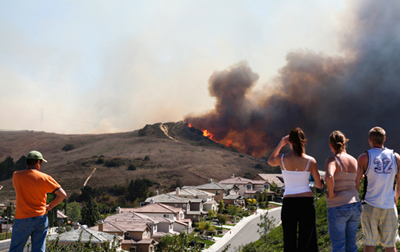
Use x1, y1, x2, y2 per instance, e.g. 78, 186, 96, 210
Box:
98, 221, 104, 232
231, 174, 235, 178
176, 187, 180, 196
116, 207, 121, 214
150, 199, 154, 204
209, 179, 212, 183
155, 190, 159, 196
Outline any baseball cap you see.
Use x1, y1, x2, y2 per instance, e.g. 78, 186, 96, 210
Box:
27, 150, 48, 163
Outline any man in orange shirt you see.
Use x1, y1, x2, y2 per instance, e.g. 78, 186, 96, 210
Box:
9, 150, 66, 252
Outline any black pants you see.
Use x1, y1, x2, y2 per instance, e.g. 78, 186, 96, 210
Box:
281, 197, 318, 252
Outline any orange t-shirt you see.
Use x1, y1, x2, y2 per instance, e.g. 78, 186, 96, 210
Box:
13, 169, 61, 219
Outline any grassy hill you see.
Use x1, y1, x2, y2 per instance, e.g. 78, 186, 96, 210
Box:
0, 121, 276, 201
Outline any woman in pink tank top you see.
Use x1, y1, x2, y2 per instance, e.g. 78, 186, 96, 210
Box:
325, 130, 361, 252
268, 127, 323, 252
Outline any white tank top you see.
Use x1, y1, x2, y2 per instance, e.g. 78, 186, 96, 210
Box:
281, 154, 312, 196
363, 147, 398, 209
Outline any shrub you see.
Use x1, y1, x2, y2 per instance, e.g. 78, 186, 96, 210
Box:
144, 155, 150, 161
62, 144, 75, 151
65, 225, 72, 232
255, 163, 263, 169
105, 158, 123, 167
128, 164, 136, 170
95, 156, 105, 164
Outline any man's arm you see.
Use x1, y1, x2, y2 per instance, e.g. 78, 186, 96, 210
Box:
46, 187, 67, 212
356, 153, 368, 191
394, 153, 400, 202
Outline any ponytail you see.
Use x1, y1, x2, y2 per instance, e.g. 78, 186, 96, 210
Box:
289, 127, 306, 157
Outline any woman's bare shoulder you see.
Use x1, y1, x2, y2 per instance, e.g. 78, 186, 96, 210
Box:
304, 154, 317, 163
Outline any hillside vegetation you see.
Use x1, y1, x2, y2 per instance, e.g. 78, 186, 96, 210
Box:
0, 122, 276, 200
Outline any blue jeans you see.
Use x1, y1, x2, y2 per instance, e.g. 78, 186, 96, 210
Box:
9, 214, 49, 252
327, 202, 362, 252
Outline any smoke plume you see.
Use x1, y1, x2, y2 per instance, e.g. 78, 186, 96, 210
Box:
185, 0, 400, 164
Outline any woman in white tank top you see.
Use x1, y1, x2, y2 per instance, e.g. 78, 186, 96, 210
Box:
268, 127, 322, 252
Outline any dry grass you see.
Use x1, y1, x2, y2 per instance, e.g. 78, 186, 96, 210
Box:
0, 122, 270, 200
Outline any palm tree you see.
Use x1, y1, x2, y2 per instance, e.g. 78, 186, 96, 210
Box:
198, 220, 216, 240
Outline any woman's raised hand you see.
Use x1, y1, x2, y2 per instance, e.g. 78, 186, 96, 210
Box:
279, 135, 290, 146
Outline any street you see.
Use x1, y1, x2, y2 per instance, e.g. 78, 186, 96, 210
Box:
215, 207, 282, 252
0, 240, 10, 252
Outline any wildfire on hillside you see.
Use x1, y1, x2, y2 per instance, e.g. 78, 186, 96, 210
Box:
184, 0, 400, 160
188, 123, 232, 147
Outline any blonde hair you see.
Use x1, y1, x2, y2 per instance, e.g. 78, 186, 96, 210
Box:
329, 130, 349, 153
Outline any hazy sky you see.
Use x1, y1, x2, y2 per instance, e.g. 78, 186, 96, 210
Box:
0, 0, 345, 134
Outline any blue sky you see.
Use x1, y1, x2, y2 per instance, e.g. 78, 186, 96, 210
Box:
0, 0, 345, 134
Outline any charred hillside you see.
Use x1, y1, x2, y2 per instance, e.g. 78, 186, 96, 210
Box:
0, 122, 277, 201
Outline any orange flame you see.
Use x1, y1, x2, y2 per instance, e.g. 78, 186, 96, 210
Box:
202, 129, 214, 140
190, 123, 233, 148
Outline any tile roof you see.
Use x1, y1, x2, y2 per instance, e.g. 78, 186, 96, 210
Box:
121, 238, 156, 245
57, 210, 67, 219
194, 182, 236, 190
167, 188, 215, 197
48, 228, 122, 243
254, 174, 285, 187
219, 177, 253, 185
145, 194, 190, 203
130, 203, 182, 214
223, 194, 242, 200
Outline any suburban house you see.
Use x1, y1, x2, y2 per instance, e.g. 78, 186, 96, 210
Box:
167, 187, 218, 212
48, 227, 123, 249
192, 182, 239, 203
95, 220, 157, 252
119, 203, 192, 233
144, 193, 207, 221
252, 174, 284, 188
219, 175, 275, 198
56, 210, 68, 227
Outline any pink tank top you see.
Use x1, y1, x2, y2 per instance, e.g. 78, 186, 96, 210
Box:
326, 156, 360, 208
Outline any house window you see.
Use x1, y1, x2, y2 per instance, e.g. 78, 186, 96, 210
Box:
163, 214, 169, 218
183, 204, 186, 207
175, 204, 178, 207
264, 184, 270, 190
126, 232, 130, 237
130, 247, 136, 252
216, 191, 220, 195
246, 184, 252, 190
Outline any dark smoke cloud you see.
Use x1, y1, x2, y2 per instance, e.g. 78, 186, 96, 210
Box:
185, 0, 400, 165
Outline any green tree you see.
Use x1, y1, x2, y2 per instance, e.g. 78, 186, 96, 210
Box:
126, 179, 148, 203
217, 200, 225, 214
66, 202, 81, 223
227, 204, 239, 216
15, 156, 26, 171
208, 209, 216, 219
0, 156, 15, 181
257, 211, 276, 242
216, 214, 228, 229
270, 181, 279, 193
81, 198, 100, 227
198, 220, 216, 236
47, 193, 66, 227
